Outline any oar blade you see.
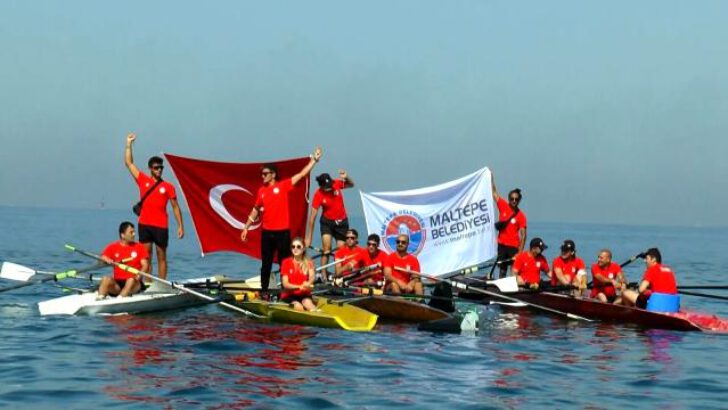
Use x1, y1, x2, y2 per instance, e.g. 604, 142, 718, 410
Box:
0, 262, 38, 282
486, 276, 519, 293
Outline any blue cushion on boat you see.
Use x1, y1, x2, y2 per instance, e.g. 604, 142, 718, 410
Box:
646, 292, 680, 313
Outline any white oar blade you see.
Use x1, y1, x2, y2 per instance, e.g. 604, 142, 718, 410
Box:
1, 262, 38, 282
486, 276, 519, 293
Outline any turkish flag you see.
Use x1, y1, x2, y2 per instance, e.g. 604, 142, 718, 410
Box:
165, 153, 310, 258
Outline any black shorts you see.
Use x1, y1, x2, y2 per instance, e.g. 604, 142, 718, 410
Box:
319, 216, 349, 242
138, 224, 169, 248
114, 278, 146, 291
497, 244, 518, 266
636, 293, 649, 309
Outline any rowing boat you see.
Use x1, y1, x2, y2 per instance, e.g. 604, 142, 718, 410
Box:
458, 279, 728, 332
38, 278, 224, 316
228, 295, 378, 332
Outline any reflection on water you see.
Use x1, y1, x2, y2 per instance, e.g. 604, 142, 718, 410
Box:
102, 313, 324, 407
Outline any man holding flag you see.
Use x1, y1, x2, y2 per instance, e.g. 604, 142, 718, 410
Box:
240, 147, 323, 293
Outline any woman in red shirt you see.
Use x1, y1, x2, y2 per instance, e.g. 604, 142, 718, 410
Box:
280, 238, 317, 312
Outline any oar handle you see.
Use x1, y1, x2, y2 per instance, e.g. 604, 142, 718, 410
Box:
620, 251, 647, 268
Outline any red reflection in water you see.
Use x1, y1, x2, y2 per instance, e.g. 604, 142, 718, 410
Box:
101, 314, 326, 407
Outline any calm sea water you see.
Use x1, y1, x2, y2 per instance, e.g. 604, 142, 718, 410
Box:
1, 206, 727, 409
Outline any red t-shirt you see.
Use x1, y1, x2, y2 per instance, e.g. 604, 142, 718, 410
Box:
102, 240, 149, 281
551, 256, 586, 286
643, 263, 677, 295
496, 198, 527, 248
280, 257, 314, 299
335, 245, 365, 276
590, 262, 621, 298
312, 180, 348, 221
385, 252, 421, 283
254, 178, 294, 231
136, 172, 177, 228
513, 251, 549, 285
360, 249, 389, 282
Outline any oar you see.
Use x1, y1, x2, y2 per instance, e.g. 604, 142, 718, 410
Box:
678, 285, 728, 290
64, 244, 264, 319
0, 262, 105, 294
395, 267, 593, 322
677, 290, 728, 301
330, 285, 489, 307
620, 251, 647, 268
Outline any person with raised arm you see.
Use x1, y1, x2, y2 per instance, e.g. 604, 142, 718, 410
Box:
125, 133, 184, 280
491, 172, 527, 279
240, 147, 322, 294
304, 169, 355, 281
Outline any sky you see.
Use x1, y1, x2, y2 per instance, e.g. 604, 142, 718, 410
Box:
1, 0, 727, 227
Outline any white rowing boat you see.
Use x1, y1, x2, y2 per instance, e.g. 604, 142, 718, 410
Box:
38, 277, 223, 316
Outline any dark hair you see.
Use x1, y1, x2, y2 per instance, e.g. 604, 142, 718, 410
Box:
645, 248, 662, 263
119, 221, 134, 236
367, 233, 380, 244
261, 163, 279, 180
508, 188, 522, 200
148, 156, 164, 168
347, 229, 359, 238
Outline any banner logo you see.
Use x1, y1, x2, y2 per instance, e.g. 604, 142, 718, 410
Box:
381, 210, 427, 255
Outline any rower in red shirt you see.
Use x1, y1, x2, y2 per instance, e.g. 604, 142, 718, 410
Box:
305, 170, 355, 281
279, 238, 316, 312
384, 234, 424, 296
334, 229, 365, 278
590, 249, 626, 303
512, 238, 550, 289
125, 133, 184, 280
98, 221, 150, 299
551, 240, 587, 295
622, 248, 678, 309
354, 234, 389, 287
240, 147, 322, 293
491, 172, 527, 279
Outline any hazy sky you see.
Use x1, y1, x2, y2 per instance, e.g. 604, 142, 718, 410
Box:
1, 1, 726, 227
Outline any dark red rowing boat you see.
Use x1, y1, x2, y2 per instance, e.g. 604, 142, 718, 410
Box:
459, 284, 728, 332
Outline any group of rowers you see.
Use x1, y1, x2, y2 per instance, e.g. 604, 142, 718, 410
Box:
95, 138, 678, 314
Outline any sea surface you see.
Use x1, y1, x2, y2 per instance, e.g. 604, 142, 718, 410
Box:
1, 206, 727, 409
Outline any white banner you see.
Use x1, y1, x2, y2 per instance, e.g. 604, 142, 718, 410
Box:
360, 167, 497, 277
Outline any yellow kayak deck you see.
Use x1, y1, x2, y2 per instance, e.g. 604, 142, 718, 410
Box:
233, 295, 378, 332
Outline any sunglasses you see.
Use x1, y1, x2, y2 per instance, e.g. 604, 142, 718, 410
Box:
367, 242, 378, 247
396, 240, 408, 245
509, 196, 520, 202
261, 171, 272, 176
151, 165, 164, 170
291, 244, 304, 250
346, 236, 357, 240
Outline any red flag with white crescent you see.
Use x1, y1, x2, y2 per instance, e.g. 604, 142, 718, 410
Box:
164, 153, 310, 258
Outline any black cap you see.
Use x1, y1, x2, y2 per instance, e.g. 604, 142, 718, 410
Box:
529, 237, 547, 251
560, 239, 576, 253
316, 173, 334, 189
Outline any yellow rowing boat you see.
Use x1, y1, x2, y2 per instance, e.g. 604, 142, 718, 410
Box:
231, 295, 378, 332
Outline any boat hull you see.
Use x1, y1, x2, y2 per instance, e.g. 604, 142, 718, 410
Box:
38, 278, 223, 316
232, 296, 378, 332
345, 295, 451, 323
460, 288, 704, 331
